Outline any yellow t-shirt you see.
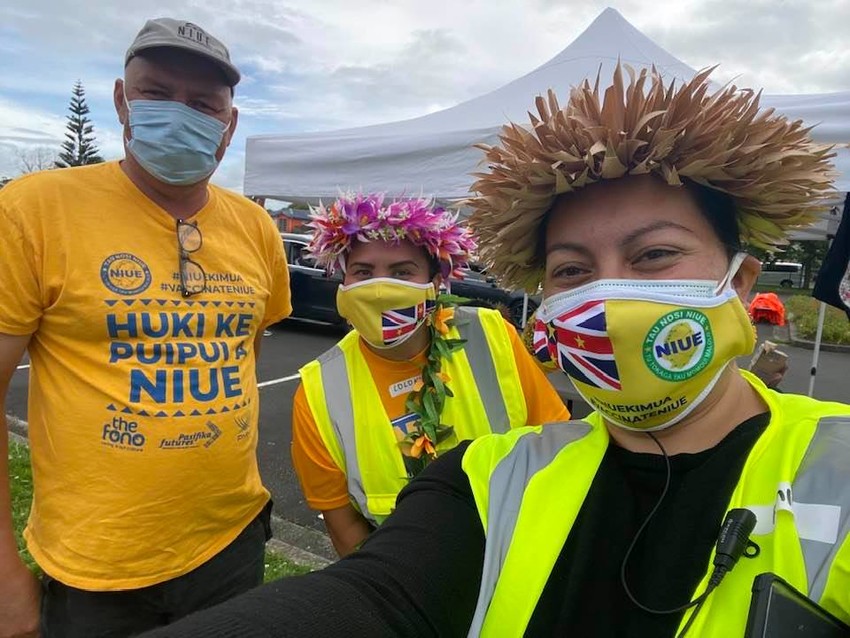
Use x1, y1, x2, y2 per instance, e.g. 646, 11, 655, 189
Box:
0, 162, 291, 590
291, 321, 570, 511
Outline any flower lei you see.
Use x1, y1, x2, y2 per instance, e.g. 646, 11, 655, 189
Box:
400, 293, 469, 478
307, 192, 477, 279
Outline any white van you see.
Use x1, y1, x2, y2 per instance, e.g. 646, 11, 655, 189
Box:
758, 262, 804, 288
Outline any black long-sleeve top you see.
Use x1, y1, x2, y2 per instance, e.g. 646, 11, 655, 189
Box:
144, 414, 768, 637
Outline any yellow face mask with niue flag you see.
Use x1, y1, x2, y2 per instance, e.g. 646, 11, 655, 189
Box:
336, 278, 437, 349
533, 255, 755, 431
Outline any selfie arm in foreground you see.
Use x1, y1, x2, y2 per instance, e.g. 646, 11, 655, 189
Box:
142, 444, 483, 637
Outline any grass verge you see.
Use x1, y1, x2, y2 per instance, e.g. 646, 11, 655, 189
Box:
8, 441, 310, 584
263, 550, 311, 581
785, 295, 850, 345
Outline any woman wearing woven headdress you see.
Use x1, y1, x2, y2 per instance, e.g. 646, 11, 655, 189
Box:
145, 68, 850, 638
290, 192, 568, 556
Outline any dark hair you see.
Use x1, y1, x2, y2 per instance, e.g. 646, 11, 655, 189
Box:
682, 180, 741, 258
426, 253, 441, 280
534, 211, 554, 274
533, 177, 742, 268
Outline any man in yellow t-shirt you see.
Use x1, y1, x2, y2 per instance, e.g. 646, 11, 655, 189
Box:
291, 193, 568, 557
0, 18, 290, 636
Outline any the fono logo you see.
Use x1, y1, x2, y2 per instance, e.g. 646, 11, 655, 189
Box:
100, 253, 151, 295
101, 416, 146, 451
643, 309, 714, 381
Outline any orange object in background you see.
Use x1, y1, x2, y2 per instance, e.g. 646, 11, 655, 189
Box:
748, 292, 786, 326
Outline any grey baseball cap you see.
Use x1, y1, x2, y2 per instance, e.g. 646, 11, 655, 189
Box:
125, 18, 240, 87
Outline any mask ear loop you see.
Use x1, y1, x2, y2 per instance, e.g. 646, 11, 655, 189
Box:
121, 86, 133, 143
714, 252, 748, 295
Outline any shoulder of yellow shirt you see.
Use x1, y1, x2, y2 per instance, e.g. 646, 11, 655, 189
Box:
1, 162, 114, 199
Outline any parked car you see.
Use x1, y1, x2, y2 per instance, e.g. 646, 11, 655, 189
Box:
757, 261, 804, 288
451, 263, 540, 328
281, 233, 345, 325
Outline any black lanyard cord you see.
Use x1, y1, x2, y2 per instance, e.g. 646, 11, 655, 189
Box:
619, 431, 759, 637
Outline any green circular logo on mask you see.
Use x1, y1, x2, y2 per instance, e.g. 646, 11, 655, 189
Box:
643, 309, 714, 381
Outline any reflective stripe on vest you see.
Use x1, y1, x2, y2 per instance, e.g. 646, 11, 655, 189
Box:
467, 422, 591, 637
460, 309, 510, 434
466, 413, 850, 637
794, 416, 850, 602
318, 307, 518, 523
317, 343, 368, 518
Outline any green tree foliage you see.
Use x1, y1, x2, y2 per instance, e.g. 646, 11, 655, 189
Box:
55, 80, 104, 168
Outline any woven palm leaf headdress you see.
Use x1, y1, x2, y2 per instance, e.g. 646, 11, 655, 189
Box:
467, 65, 836, 291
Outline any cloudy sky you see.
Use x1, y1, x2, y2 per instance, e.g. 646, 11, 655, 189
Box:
1, 0, 848, 191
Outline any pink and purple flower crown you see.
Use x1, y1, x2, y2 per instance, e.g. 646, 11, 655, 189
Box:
307, 192, 477, 278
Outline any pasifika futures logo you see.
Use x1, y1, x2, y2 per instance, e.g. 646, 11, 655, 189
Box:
100, 253, 152, 295
643, 309, 714, 381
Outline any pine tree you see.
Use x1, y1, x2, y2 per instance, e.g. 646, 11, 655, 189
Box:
55, 80, 104, 168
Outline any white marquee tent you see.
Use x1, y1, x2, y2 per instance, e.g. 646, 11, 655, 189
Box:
244, 7, 850, 213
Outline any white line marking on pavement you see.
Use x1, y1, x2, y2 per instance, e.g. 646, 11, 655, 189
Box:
287, 317, 336, 326
257, 373, 300, 388
15, 364, 30, 371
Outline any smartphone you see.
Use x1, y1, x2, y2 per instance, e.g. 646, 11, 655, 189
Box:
744, 572, 850, 637
749, 340, 789, 376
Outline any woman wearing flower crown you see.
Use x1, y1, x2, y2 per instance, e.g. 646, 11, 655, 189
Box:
145, 67, 850, 638
290, 192, 569, 556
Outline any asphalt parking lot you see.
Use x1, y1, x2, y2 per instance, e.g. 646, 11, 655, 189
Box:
6, 310, 849, 560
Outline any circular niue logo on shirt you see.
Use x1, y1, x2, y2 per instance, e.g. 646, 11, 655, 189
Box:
100, 253, 151, 295
642, 309, 714, 381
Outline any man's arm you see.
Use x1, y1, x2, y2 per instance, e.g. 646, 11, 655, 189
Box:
322, 504, 372, 557
253, 332, 263, 364
0, 332, 40, 638
291, 382, 363, 556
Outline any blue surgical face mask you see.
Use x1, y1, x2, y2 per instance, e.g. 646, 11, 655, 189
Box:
124, 97, 230, 186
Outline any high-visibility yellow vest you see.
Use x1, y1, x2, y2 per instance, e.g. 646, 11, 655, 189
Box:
301, 306, 529, 524
462, 372, 850, 637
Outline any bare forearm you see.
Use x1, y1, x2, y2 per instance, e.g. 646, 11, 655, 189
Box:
324, 506, 372, 557
0, 418, 40, 637
327, 518, 370, 558
0, 334, 41, 636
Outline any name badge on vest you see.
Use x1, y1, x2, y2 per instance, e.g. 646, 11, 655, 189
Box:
389, 375, 420, 398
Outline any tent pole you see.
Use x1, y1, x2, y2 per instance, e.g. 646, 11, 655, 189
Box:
521, 293, 530, 329
808, 227, 840, 398
807, 301, 827, 397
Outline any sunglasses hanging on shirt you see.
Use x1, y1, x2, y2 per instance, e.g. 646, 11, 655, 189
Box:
176, 219, 206, 297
